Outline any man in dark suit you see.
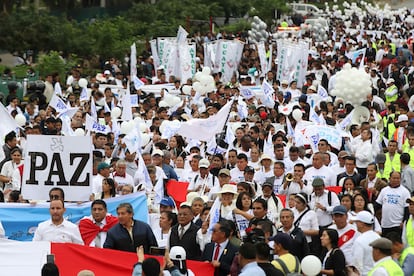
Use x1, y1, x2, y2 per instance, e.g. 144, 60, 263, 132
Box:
202, 220, 239, 276
169, 205, 204, 260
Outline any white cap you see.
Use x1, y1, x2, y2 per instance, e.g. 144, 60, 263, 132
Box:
104, 70, 111, 75
308, 85, 317, 91
198, 158, 210, 168
281, 80, 289, 85
396, 114, 409, 123
157, 65, 165, 71
216, 184, 238, 194
354, 210, 374, 224
386, 78, 395, 84
151, 149, 164, 156
170, 246, 186, 261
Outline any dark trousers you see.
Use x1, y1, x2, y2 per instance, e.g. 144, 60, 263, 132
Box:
382, 226, 402, 238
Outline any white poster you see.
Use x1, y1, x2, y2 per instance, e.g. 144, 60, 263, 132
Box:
257, 42, 267, 77
178, 43, 196, 84
215, 40, 244, 83
22, 135, 93, 201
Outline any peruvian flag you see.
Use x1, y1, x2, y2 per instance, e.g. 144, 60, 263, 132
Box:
0, 240, 214, 276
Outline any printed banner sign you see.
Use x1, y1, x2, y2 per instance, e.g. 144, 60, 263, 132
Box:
22, 135, 93, 201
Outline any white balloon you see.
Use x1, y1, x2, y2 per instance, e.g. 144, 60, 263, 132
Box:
159, 100, 169, 108
139, 122, 147, 133
159, 120, 170, 134
292, 109, 303, 122
194, 72, 203, 82
15, 114, 26, 126
120, 121, 133, 134
111, 107, 122, 119
182, 85, 192, 95
193, 82, 203, 93
202, 67, 211, 76
78, 78, 88, 88
141, 133, 150, 146
199, 74, 210, 85
133, 116, 143, 124
74, 128, 85, 136
301, 255, 322, 276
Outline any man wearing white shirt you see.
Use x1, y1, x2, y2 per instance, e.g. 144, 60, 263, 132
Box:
33, 200, 83, 244
188, 158, 218, 198
283, 146, 305, 173
92, 162, 112, 194
112, 159, 134, 194
329, 205, 358, 265
352, 211, 380, 276
182, 155, 201, 184
304, 152, 337, 187
230, 153, 249, 183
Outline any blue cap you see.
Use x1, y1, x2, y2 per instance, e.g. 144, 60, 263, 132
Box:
269, 233, 292, 250
332, 205, 347, 215
97, 162, 110, 171
284, 92, 292, 99
160, 197, 175, 207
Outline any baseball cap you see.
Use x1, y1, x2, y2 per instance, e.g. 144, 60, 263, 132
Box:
312, 178, 324, 187
354, 210, 374, 224
97, 162, 110, 171
262, 182, 273, 189
396, 114, 408, 123
151, 149, 164, 157
332, 205, 347, 215
104, 70, 111, 75
375, 153, 386, 164
244, 166, 255, 173
369, 238, 392, 250
406, 196, 414, 203
269, 233, 292, 250
218, 168, 230, 176
198, 158, 210, 168
386, 78, 395, 84
160, 197, 175, 207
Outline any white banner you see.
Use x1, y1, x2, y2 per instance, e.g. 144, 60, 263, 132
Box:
22, 135, 93, 201
130, 43, 137, 77
257, 42, 267, 77
150, 39, 160, 70
215, 40, 244, 83
276, 40, 309, 88
204, 42, 217, 71
163, 40, 178, 81
178, 43, 196, 84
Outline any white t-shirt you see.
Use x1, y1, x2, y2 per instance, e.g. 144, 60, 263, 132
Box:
352, 230, 381, 275
304, 165, 337, 187
376, 185, 411, 228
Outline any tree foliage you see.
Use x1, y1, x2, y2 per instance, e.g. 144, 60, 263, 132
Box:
0, 0, 287, 63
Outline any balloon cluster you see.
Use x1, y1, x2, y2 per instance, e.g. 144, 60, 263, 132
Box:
300, 18, 328, 42
248, 16, 269, 43
192, 67, 215, 95
159, 93, 182, 108
330, 64, 372, 106
110, 108, 151, 147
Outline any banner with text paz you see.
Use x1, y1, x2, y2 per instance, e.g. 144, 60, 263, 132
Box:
22, 135, 93, 201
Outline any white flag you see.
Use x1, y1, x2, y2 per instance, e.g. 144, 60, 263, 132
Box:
130, 43, 137, 77
123, 127, 141, 154
85, 114, 109, 134
133, 75, 145, 90
90, 97, 97, 122
121, 82, 133, 121
49, 94, 68, 114
257, 42, 267, 77
317, 85, 328, 98
80, 87, 89, 102
240, 86, 255, 99
0, 102, 19, 142
54, 82, 62, 97
150, 39, 160, 71
177, 99, 233, 141
136, 151, 152, 192
176, 25, 189, 43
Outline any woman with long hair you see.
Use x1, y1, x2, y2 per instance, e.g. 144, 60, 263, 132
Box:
320, 229, 346, 276
349, 193, 381, 233
232, 192, 254, 238
100, 178, 116, 199
0, 147, 23, 194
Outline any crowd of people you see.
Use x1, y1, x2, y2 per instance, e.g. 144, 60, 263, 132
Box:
4, 3, 414, 276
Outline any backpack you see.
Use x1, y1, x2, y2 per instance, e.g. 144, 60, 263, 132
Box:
274, 255, 301, 276
310, 190, 332, 206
